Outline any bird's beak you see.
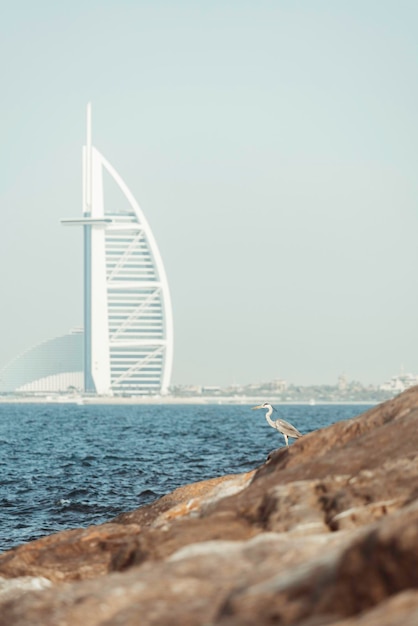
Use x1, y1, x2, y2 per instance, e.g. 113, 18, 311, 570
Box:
252, 405, 263, 410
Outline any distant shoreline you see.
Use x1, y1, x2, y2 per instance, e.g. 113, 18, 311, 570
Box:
0, 396, 379, 406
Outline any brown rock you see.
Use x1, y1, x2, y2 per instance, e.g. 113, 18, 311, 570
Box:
216, 500, 418, 625
332, 591, 418, 626
0, 523, 141, 582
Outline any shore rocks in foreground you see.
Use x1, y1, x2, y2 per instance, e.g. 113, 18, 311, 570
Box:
2, 388, 418, 624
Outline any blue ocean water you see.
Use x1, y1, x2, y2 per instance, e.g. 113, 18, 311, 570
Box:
0, 402, 372, 553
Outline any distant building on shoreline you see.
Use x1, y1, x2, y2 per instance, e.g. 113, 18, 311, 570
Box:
0, 106, 173, 396
0, 329, 83, 394
169, 374, 406, 403
379, 370, 418, 394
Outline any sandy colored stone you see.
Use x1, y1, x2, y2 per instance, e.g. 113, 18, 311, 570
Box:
0, 576, 52, 603
332, 591, 418, 626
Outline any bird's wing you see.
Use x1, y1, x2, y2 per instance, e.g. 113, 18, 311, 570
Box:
276, 418, 302, 437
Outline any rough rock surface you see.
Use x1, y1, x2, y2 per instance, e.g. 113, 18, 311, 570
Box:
2, 388, 418, 624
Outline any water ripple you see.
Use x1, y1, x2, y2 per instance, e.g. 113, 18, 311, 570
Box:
0, 402, 371, 552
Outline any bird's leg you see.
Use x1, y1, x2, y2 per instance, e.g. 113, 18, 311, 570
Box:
284, 434, 289, 447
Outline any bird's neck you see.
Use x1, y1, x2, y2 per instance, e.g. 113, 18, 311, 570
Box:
265, 408, 275, 428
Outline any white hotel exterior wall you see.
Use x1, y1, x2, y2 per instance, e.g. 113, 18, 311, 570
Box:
83, 145, 173, 396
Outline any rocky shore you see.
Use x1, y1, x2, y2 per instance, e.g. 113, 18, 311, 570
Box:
1, 388, 418, 625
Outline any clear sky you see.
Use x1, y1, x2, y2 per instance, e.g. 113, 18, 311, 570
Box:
1, 0, 418, 387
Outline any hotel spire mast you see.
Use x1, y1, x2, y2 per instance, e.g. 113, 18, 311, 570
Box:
83, 102, 95, 391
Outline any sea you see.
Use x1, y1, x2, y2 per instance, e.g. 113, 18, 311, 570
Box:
0, 402, 373, 553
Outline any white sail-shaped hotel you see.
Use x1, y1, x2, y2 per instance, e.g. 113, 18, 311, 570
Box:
0, 106, 173, 396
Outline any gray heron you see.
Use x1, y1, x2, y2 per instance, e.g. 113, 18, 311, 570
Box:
252, 402, 302, 447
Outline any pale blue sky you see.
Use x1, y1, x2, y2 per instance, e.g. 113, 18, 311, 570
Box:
1, 1, 418, 386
